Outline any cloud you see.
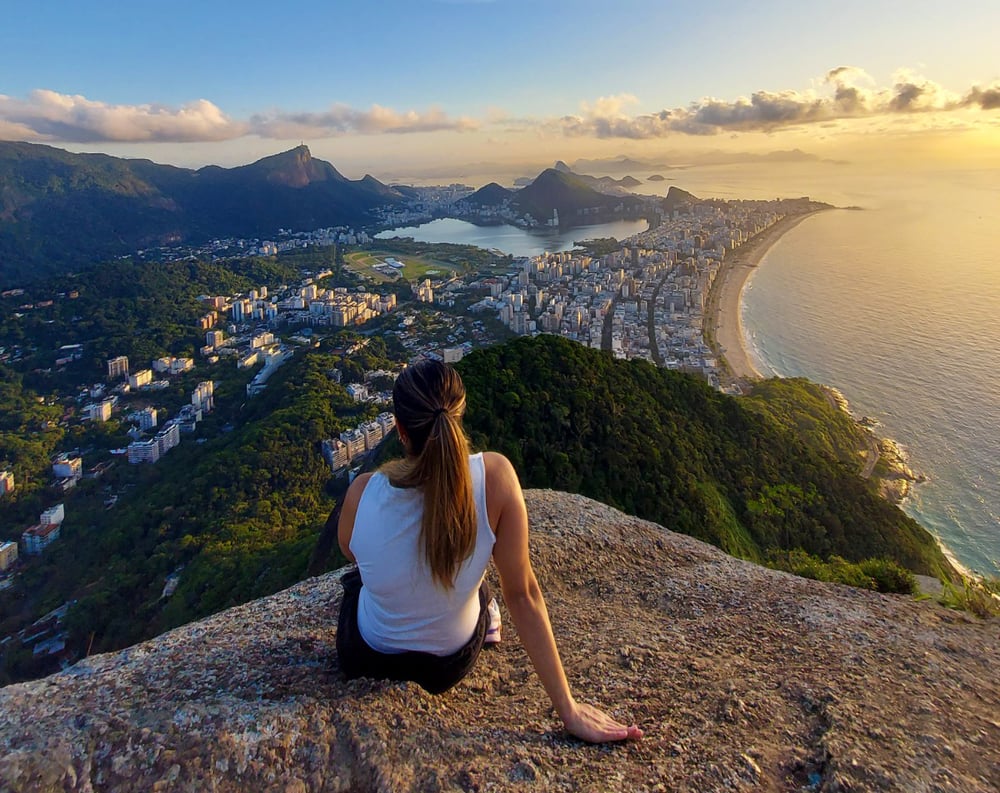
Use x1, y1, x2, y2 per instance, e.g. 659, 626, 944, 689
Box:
249, 104, 479, 138
0, 90, 244, 143
0, 91, 479, 143
556, 68, 1000, 139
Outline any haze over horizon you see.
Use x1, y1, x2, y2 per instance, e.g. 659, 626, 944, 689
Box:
1, 0, 998, 181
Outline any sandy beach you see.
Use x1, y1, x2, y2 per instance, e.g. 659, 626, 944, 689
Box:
706, 212, 824, 386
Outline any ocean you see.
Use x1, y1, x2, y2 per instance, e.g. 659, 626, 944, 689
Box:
740, 166, 1000, 576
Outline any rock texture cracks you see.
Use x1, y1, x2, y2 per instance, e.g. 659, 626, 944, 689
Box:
2, 490, 998, 792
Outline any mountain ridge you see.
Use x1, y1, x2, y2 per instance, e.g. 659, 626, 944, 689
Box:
0, 142, 402, 283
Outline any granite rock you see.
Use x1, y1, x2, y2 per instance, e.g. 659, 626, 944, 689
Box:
1, 490, 998, 792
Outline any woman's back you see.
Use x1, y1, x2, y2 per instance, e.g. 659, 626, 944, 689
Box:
351, 453, 495, 655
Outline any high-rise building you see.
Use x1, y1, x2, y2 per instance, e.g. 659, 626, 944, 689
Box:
136, 406, 158, 430
155, 423, 181, 455
127, 439, 160, 464
128, 369, 153, 389
89, 400, 113, 423
191, 381, 214, 413
22, 523, 61, 555
321, 438, 350, 471
339, 429, 366, 460
0, 540, 18, 570
107, 356, 129, 380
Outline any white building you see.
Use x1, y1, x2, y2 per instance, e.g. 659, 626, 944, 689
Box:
52, 454, 82, 480
156, 423, 181, 455
206, 330, 225, 348
89, 400, 113, 423
135, 406, 158, 430
22, 523, 60, 555
376, 412, 396, 435
442, 347, 464, 363
128, 369, 153, 389
40, 503, 65, 525
107, 356, 129, 380
170, 358, 194, 375
0, 540, 17, 571
191, 381, 214, 413
127, 439, 161, 464
152, 357, 174, 374
251, 332, 275, 349
361, 421, 384, 450
345, 383, 369, 402
321, 438, 351, 471
340, 428, 367, 460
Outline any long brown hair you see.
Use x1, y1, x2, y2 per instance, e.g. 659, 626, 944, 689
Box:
381, 359, 476, 588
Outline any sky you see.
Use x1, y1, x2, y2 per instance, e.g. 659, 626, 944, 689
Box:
1, 0, 998, 181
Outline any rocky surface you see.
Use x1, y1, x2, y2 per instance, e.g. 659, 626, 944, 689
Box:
1, 490, 998, 792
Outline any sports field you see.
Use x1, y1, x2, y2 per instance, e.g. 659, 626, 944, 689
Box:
344, 250, 458, 282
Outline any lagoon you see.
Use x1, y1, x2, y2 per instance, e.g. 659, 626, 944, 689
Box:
376, 217, 648, 258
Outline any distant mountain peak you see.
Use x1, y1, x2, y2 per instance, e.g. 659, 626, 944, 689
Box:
240, 145, 346, 188
553, 160, 573, 173
662, 185, 701, 211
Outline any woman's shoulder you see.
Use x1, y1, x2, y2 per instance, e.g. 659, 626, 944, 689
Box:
481, 451, 516, 479
345, 471, 376, 506
482, 452, 521, 505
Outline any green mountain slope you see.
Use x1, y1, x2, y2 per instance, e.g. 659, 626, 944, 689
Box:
458, 335, 949, 576
0, 142, 403, 283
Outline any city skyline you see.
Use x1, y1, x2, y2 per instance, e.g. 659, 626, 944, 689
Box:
2, 0, 998, 176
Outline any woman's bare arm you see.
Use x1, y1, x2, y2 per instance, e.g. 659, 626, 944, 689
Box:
336, 473, 373, 563
484, 452, 642, 743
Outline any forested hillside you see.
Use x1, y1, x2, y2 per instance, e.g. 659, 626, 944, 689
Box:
0, 142, 401, 282
1, 332, 952, 684
458, 336, 949, 576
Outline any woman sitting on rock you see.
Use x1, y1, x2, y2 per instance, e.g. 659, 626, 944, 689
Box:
335, 358, 641, 743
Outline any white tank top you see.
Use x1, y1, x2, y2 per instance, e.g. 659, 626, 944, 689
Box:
351, 452, 496, 656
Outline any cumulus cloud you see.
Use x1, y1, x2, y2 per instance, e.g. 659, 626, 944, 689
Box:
557, 68, 1000, 139
249, 104, 479, 138
0, 90, 244, 143
0, 91, 478, 143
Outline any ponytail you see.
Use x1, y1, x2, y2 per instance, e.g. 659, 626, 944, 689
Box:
381, 361, 476, 588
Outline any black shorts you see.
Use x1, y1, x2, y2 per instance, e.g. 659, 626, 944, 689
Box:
336, 567, 490, 694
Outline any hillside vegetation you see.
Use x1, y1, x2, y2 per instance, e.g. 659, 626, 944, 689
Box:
1, 332, 951, 684
458, 336, 949, 576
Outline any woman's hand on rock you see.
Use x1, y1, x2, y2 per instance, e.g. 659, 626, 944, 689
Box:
562, 701, 643, 743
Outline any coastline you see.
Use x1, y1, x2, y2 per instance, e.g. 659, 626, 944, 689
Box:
713, 220, 968, 583
706, 211, 824, 387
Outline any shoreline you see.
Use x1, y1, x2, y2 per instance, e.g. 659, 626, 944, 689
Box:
709, 221, 970, 582
706, 211, 824, 387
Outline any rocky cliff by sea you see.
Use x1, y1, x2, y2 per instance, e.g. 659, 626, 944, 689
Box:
1, 491, 997, 792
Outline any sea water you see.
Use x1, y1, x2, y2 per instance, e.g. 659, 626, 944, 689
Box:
741, 167, 1000, 576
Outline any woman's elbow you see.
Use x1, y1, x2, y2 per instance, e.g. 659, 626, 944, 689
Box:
502, 577, 543, 611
